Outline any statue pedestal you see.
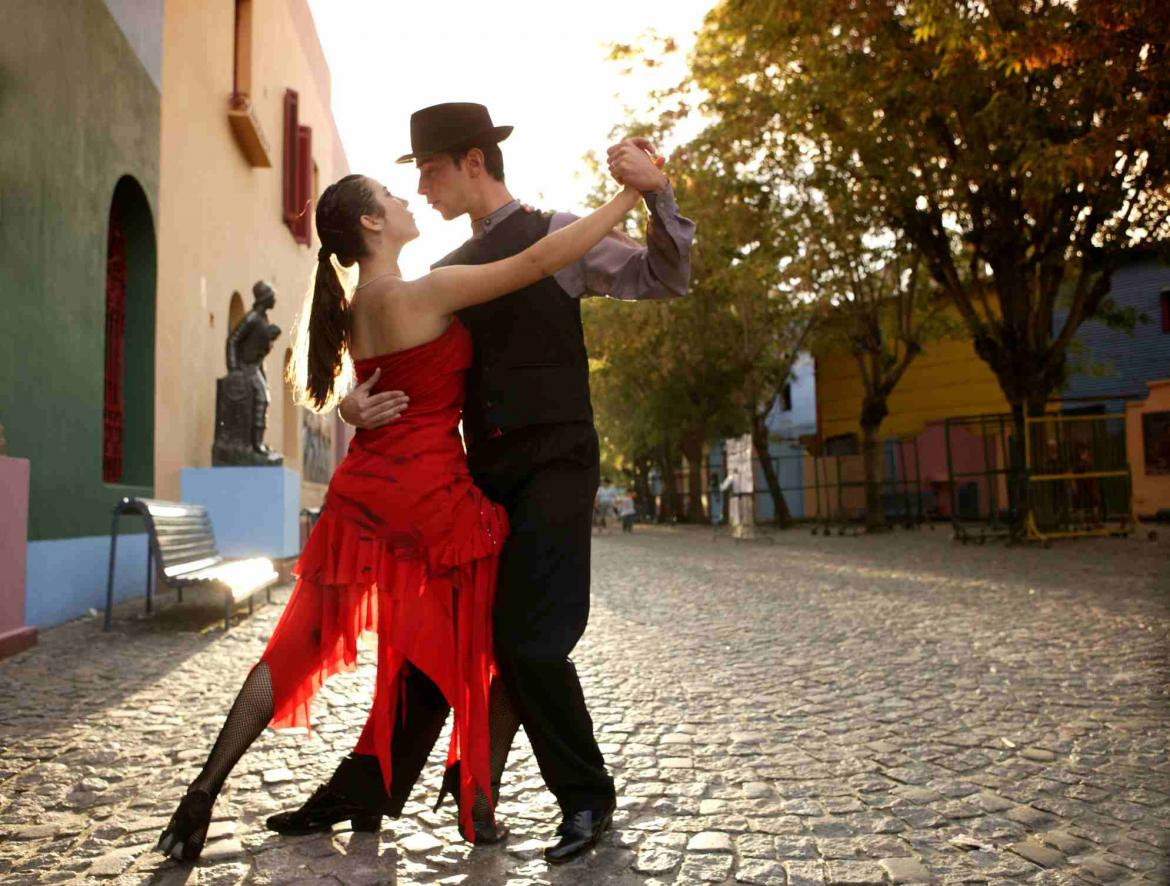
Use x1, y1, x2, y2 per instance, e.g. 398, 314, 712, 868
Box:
0, 457, 37, 659
181, 466, 300, 559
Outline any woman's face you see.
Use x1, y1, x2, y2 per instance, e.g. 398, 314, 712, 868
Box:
366, 179, 419, 245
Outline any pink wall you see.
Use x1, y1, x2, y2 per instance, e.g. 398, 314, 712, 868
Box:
0, 457, 36, 658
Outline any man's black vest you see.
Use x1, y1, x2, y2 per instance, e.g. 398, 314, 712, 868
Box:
432, 209, 593, 445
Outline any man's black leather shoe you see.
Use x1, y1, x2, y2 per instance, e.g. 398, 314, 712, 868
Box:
543, 802, 615, 864
266, 753, 388, 836
265, 783, 382, 835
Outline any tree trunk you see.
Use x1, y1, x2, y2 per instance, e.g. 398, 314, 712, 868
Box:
859, 395, 890, 533
1008, 396, 1049, 537
633, 459, 653, 521
751, 412, 792, 528
681, 433, 707, 523
656, 446, 681, 523
861, 419, 886, 533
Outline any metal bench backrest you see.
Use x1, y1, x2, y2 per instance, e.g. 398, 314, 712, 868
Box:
116, 498, 224, 580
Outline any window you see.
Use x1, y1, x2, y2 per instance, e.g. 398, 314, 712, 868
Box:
1143, 411, 1170, 475
283, 90, 313, 244
102, 176, 156, 486
782, 383, 793, 412
226, 0, 270, 166
233, 0, 252, 99
1160, 289, 1169, 333
824, 433, 859, 456
102, 208, 126, 483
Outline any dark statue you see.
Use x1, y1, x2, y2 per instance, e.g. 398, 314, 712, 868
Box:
213, 281, 283, 466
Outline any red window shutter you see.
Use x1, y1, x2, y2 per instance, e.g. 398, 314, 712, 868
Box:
294, 124, 312, 244
282, 89, 299, 226
103, 211, 127, 483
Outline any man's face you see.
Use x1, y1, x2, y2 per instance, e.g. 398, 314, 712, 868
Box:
415, 154, 471, 220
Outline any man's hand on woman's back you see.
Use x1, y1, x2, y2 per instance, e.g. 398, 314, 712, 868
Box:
339, 368, 410, 428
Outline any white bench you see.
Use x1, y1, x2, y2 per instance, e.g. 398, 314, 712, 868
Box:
103, 497, 279, 631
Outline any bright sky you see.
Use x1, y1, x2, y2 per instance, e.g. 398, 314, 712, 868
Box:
306, 0, 714, 279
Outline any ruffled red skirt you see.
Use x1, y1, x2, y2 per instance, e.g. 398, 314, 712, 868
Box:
257, 502, 507, 840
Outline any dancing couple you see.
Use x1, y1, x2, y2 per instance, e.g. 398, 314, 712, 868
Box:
157, 102, 693, 866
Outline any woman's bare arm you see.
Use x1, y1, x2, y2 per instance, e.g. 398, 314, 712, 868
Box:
402, 186, 642, 315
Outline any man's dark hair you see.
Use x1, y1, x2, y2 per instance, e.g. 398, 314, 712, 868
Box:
447, 142, 505, 183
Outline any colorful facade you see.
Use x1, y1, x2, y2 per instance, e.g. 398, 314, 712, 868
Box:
1, 0, 163, 628
811, 259, 1170, 521
815, 332, 1010, 444
1060, 258, 1170, 517
156, 0, 350, 507
2, 0, 350, 634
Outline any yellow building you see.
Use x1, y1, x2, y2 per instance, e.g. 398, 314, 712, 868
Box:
810, 330, 1013, 521
816, 336, 1010, 443
156, 0, 349, 506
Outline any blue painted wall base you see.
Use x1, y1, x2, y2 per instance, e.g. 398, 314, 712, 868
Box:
180, 466, 300, 559
26, 533, 148, 628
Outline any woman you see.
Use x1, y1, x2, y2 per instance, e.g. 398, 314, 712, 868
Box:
156, 171, 642, 861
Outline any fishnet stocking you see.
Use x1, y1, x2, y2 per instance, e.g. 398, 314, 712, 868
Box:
470, 677, 521, 825
189, 661, 274, 797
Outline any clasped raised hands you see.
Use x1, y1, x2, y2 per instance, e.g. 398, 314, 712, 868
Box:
607, 137, 668, 192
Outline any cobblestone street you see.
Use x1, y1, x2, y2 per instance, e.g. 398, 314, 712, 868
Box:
1, 527, 1168, 886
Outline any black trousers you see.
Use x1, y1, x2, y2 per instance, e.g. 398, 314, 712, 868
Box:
369, 422, 615, 816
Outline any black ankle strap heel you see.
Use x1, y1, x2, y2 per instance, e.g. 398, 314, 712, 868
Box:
157, 788, 215, 862
434, 763, 509, 844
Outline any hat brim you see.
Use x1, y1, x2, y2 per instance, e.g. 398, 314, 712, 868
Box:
396, 125, 513, 164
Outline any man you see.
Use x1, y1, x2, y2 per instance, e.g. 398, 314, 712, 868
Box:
271, 103, 693, 863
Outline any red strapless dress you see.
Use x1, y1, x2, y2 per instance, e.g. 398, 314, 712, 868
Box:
259, 319, 508, 838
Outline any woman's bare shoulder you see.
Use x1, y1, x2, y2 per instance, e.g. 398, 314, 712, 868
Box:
350, 278, 449, 355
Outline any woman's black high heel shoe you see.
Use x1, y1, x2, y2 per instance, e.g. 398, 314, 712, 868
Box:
157, 789, 214, 862
435, 763, 508, 844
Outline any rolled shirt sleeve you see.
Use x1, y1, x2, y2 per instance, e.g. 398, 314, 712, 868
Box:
551, 184, 695, 301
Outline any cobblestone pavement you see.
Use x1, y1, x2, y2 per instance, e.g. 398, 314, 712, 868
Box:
2, 526, 1168, 885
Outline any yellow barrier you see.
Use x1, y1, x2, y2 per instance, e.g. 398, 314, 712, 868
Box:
1023, 412, 1138, 545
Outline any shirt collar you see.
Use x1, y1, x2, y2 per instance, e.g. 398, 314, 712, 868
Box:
471, 199, 522, 239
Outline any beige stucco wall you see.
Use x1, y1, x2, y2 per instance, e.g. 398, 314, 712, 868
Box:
156, 0, 348, 500
1127, 379, 1170, 518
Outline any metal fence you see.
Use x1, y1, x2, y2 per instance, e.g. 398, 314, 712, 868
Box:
654, 439, 934, 532
944, 414, 1022, 544
1024, 412, 1137, 543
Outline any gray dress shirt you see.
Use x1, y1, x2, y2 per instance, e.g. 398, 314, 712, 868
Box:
470, 185, 695, 300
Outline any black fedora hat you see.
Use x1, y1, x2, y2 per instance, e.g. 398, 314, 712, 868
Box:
396, 102, 513, 164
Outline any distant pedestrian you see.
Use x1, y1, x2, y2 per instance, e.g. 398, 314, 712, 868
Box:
595, 478, 619, 532
617, 489, 637, 532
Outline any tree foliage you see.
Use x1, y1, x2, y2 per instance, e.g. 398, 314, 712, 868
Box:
691, 0, 1170, 418
582, 133, 813, 522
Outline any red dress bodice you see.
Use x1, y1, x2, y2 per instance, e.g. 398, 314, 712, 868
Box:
324, 319, 506, 570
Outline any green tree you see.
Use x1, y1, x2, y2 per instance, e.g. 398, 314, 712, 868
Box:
691, 0, 1170, 526
785, 164, 954, 531
583, 134, 815, 526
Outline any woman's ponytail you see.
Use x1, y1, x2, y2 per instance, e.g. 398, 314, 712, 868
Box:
303, 249, 350, 410
286, 175, 380, 413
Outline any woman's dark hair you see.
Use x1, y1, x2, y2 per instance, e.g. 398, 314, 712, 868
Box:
289, 174, 382, 412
